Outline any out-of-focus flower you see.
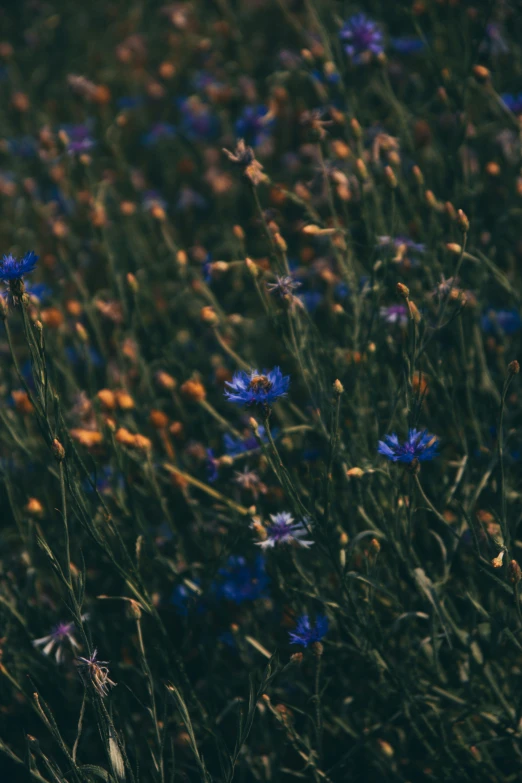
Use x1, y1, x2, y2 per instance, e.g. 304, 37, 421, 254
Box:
390, 36, 425, 54
76, 649, 116, 697
378, 428, 439, 463
289, 615, 328, 647
432, 275, 459, 298
481, 309, 522, 335
377, 236, 425, 266
225, 367, 290, 407
339, 14, 384, 63
380, 304, 409, 326
235, 105, 274, 147
179, 96, 220, 141
142, 122, 176, 146
33, 621, 80, 664
214, 555, 270, 604
171, 579, 202, 616
266, 275, 302, 301
256, 512, 313, 549
234, 466, 267, 498
0, 251, 38, 283
223, 139, 266, 185
223, 426, 268, 455
481, 23, 509, 56
501, 94, 522, 115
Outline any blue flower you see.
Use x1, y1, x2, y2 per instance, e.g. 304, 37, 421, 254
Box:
390, 36, 425, 54
481, 309, 521, 336
378, 428, 439, 463
179, 96, 220, 141
501, 94, 522, 115
171, 579, 202, 616
289, 615, 328, 647
340, 14, 384, 63
223, 426, 268, 456
257, 512, 313, 550
214, 555, 270, 604
0, 251, 38, 283
235, 105, 274, 147
141, 122, 176, 147
225, 367, 290, 408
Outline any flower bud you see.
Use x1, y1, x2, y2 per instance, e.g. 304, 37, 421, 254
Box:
180, 379, 206, 402
396, 282, 409, 299
457, 209, 469, 233
355, 158, 368, 181
384, 166, 397, 189
52, 438, 66, 461
350, 118, 362, 139
346, 467, 364, 478
333, 379, 344, 395
508, 360, 520, 376
412, 165, 424, 185
126, 273, 139, 293
408, 300, 421, 323
156, 371, 177, 390
446, 242, 462, 255
473, 65, 490, 83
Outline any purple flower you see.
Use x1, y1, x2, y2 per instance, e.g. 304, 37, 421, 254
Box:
33, 621, 80, 664
225, 367, 290, 408
257, 512, 313, 549
266, 275, 302, 299
214, 555, 270, 604
380, 304, 408, 326
67, 137, 95, 155
179, 96, 220, 141
340, 14, 384, 63
171, 579, 202, 616
289, 615, 328, 647
481, 309, 522, 336
432, 275, 459, 299
378, 428, 439, 463
0, 251, 38, 283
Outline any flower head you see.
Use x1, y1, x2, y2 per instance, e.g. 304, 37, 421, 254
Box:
223, 426, 269, 456
378, 428, 439, 463
214, 555, 270, 604
481, 309, 521, 336
235, 105, 274, 147
340, 14, 384, 63
33, 621, 80, 664
289, 615, 328, 647
0, 251, 38, 283
76, 649, 116, 697
266, 275, 302, 299
234, 466, 267, 499
225, 367, 290, 408
257, 512, 313, 549
380, 304, 409, 326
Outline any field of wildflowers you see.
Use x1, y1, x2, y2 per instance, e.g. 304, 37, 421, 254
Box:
2, 0, 522, 780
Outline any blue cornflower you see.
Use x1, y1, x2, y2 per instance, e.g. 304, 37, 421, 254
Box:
171, 579, 202, 616
33, 620, 81, 664
235, 105, 274, 147
257, 512, 313, 550
225, 367, 290, 408
481, 309, 522, 336
214, 555, 270, 604
289, 615, 328, 647
266, 275, 302, 299
340, 14, 384, 63
390, 36, 425, 54
179, 96, 220, 141
223, 426, 268, 456
378, 428, 439, 463
141, 122, 176, 147
501, 94, 522, 115
0, 251, 38, 283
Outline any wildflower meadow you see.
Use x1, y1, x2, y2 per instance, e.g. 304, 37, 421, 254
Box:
1, 1, 522, 781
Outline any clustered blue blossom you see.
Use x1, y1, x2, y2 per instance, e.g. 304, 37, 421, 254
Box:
214, 555, 270, 604
257, 512, 314, 550
0, 251, 38, 283
378, 428, 439, 463
339, 14, 384, 63
289, 615, 328, 647
481, 309, 522, 336
225, 367, 290, 408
